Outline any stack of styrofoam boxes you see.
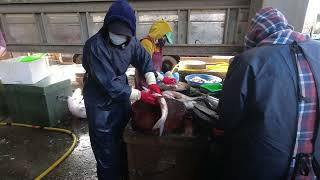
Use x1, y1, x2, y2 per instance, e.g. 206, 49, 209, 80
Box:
0, 56, 50, 85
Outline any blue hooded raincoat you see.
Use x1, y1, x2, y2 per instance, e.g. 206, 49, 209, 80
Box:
82, 1, 154, 179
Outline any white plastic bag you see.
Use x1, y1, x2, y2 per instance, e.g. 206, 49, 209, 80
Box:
68, 88, 87, 119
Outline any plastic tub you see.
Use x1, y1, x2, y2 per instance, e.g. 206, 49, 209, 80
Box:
185, 74, 222, 87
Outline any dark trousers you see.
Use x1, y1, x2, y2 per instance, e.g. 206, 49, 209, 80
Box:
86, 102, 131, 180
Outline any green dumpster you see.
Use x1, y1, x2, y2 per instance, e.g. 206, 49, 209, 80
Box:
3, 75, 72, 127
0, 81, 8, 117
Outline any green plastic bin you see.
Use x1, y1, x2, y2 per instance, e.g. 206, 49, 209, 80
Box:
0, 81, 8, 117
3, 75, 72, 127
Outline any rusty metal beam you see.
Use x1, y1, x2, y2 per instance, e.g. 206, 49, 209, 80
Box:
164, 44, 243, 56
7, 44, 243, 55
7, 44, 84, 54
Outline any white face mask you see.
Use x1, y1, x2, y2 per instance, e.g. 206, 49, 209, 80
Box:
109, 32, 128, 45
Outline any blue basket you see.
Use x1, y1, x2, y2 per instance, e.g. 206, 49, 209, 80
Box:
185, 74, 222, 87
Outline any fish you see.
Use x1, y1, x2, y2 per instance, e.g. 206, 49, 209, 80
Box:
152, 95, 168, 136
143, 87, 169, 136
162, 91, 204, 109
206, 96, 219, 110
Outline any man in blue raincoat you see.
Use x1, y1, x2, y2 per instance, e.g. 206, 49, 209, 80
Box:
219, 7, 320, 180
82, 1, 162, 179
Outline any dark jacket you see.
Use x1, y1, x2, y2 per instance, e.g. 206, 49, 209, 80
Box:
82, 34, 154, 106
82, 0, 154, 107
81, 1, 154, 179
219, 40, 320, 180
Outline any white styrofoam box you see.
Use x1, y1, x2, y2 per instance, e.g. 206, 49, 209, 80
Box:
50, 64, 85, 82
0, 56, 50, 84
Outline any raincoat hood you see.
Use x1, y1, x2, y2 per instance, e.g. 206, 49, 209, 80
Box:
103, 0, 136, 36
148, 20, 173, 41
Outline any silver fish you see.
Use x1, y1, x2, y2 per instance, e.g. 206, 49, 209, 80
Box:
163, 91, 204, 109
152, 94, 168, 136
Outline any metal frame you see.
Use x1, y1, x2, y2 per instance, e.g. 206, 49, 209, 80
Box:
0, 0, 115, 4
249, 0, 263, 20
0, 1, 251, 13
79, 12, 89, 43
7, 43, 242, 56
223, 8, 231, 44
0, 14, 12, 43
0, 0, 263, 55
35, 13, 46, 43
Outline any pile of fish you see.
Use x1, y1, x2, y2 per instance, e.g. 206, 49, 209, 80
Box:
163, 91, 204, 109
192, 96, 219, 123
131, 95, 186, 136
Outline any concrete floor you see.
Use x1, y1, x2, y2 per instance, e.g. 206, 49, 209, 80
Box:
0, 117, 97, 180
45, 118, 97, 180
0, 126, 71, 179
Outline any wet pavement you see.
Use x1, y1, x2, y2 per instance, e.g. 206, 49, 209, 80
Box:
0, 125, 71, 179
0, 117, 97, 180
45, 118, 97, 180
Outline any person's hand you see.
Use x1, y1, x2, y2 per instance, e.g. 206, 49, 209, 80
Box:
148, 84, 162, 95
162, 77, 176, 85
140, 91, 158, 105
